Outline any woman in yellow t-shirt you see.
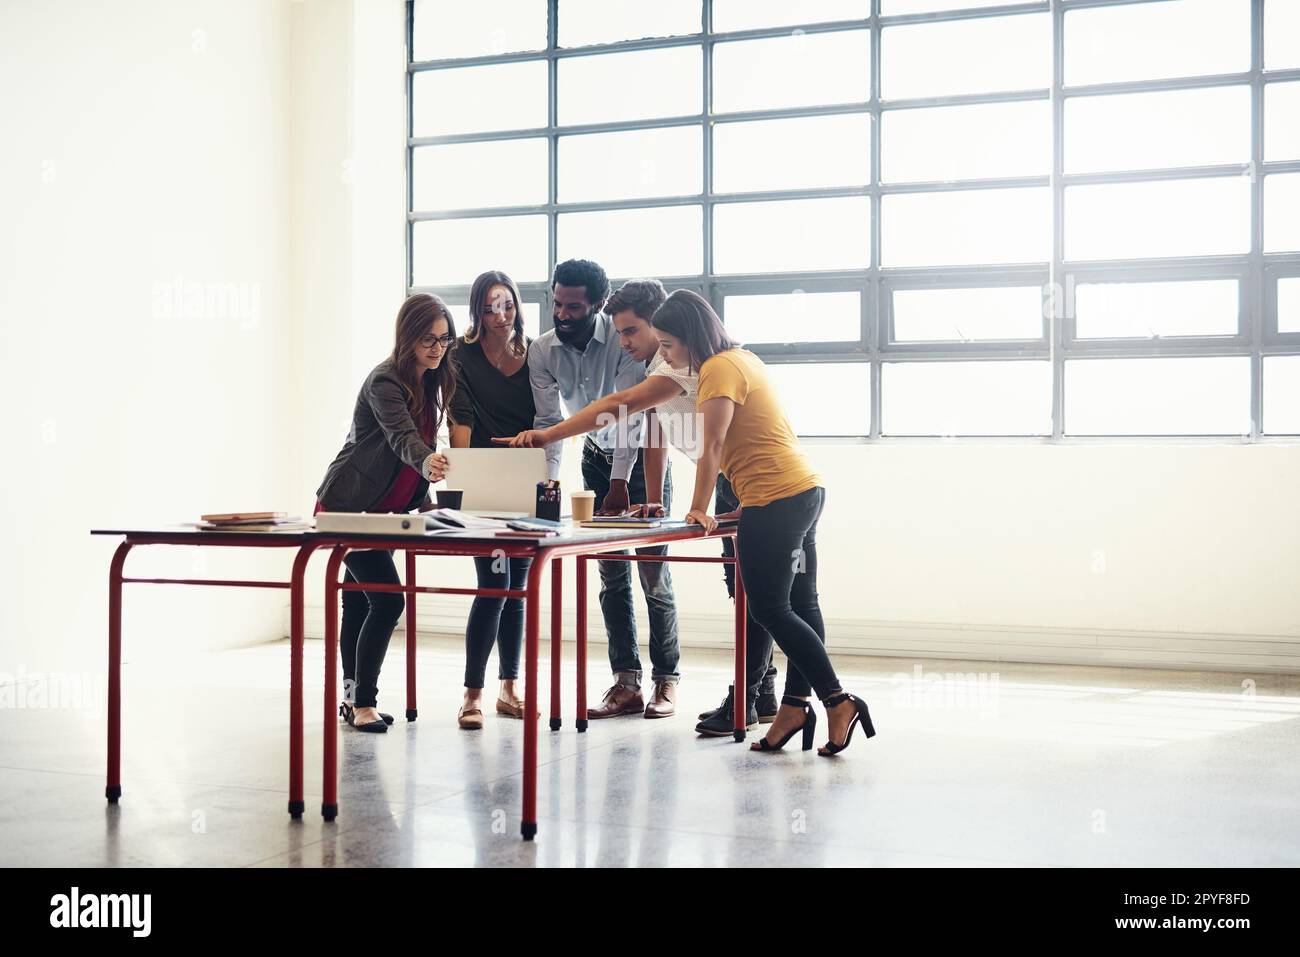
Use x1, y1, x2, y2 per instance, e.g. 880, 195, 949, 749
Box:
650, 290, 876, 757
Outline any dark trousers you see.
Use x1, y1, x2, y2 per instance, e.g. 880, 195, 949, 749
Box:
463, 555, 532, 688
735, 486, 840, 700
340, 550, 404, 709
581, 440, 680, 681
716, 473, 777, 699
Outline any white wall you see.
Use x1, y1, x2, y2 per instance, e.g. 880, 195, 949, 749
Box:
288, 0, 412, 614
689, 441, 1300, 671
0, 0, 296, 674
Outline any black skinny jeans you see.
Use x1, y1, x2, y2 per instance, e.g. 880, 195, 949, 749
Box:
717, 473, 777, 699
463, 555, 532, 688
735, 486, 840, 700
340, 549, 404, 709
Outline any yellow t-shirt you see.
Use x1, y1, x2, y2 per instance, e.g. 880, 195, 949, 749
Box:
696, 349, 822, 508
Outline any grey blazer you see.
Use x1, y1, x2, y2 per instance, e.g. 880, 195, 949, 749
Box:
316, 358, 441, 512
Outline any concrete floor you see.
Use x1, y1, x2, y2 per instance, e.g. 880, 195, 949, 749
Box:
2, 638, 1298, 867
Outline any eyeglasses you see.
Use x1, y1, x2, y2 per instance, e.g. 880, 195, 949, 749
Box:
419, 334, 455, 351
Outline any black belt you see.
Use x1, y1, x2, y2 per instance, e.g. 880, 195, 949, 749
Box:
583, 435, 616, 464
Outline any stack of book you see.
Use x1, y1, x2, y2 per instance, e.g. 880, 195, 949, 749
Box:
194, 511, 312, 532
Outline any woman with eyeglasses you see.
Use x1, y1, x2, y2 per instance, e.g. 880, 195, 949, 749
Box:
315, 294, 456, 733
446, 270, 537, 729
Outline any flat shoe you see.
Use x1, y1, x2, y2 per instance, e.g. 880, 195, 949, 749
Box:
496, 698, 539, 719
340, 702, 394, 725
458, 706, 484, 730
339, 702, 387, 733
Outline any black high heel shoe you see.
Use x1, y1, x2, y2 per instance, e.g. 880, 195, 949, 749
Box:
339, 702, 390, 733
750, 695, 817, 752
818, 691, 875, 756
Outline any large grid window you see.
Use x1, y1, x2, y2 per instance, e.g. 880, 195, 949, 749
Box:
408, 0, 1300, 438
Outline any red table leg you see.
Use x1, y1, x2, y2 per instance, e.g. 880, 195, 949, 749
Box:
106, 541, 132, 804
405, 551, 418, 722
549, 556, 562, 732
322, 545, 347, 822
521, 554, 546, 840
575, 557, 588, 733
288, 544, 316, 819
733, 543, 748, 743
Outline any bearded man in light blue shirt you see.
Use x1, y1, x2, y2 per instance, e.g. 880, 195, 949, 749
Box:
527, 258, 681, 720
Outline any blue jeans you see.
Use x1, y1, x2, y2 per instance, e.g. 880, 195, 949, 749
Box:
581, 440, 680, 683
463, 555, 531, 688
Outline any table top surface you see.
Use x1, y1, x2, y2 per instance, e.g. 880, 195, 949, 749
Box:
90, 520, 736, 550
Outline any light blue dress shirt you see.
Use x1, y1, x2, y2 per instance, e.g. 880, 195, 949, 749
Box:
527, 314, 646, 482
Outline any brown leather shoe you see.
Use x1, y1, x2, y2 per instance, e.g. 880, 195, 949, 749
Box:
457, 705, 484, 730
587, 682, 644, 719
644, 679, 677, 718
496, 698, 540, 720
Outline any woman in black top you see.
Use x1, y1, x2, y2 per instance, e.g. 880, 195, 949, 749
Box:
447, 270, 537, 729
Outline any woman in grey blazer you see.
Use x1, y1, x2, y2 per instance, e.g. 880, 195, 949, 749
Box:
316, 293, 456, 732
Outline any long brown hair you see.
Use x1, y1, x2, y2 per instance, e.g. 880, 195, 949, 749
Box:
390, 293, 457, 440
465, 270, 528, 357
650, 289, 739, 374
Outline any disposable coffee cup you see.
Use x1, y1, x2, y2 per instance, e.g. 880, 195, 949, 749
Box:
571, 490, 596, 523
436, 489, 464, 509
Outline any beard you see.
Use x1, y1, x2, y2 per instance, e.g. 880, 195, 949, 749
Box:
553, 306, 598, 344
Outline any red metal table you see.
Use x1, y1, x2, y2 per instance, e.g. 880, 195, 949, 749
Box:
91, 522, 746, 839
90, 528, 326, 819
313, 523, 746, 840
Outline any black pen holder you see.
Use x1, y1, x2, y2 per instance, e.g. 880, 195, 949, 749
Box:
536, 480, 561, 521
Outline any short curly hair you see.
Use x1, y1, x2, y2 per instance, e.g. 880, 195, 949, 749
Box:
605, 279, 667, 321
552, 259, 610, 307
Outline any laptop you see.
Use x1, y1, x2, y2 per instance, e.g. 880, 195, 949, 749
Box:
441, 447, 549, 519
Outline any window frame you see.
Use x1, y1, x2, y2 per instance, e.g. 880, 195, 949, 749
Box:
407, 0, 1300, 441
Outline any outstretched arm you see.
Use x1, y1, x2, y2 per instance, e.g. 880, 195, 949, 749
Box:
495, 374, 681, 448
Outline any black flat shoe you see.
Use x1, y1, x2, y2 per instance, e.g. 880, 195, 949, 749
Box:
818, 691, 875, 756
750, 696, 816, 752
339, 702, 394, 725
339, 702, 388, 733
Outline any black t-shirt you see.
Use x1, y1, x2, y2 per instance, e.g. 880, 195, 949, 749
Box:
448, 337, 537, 448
